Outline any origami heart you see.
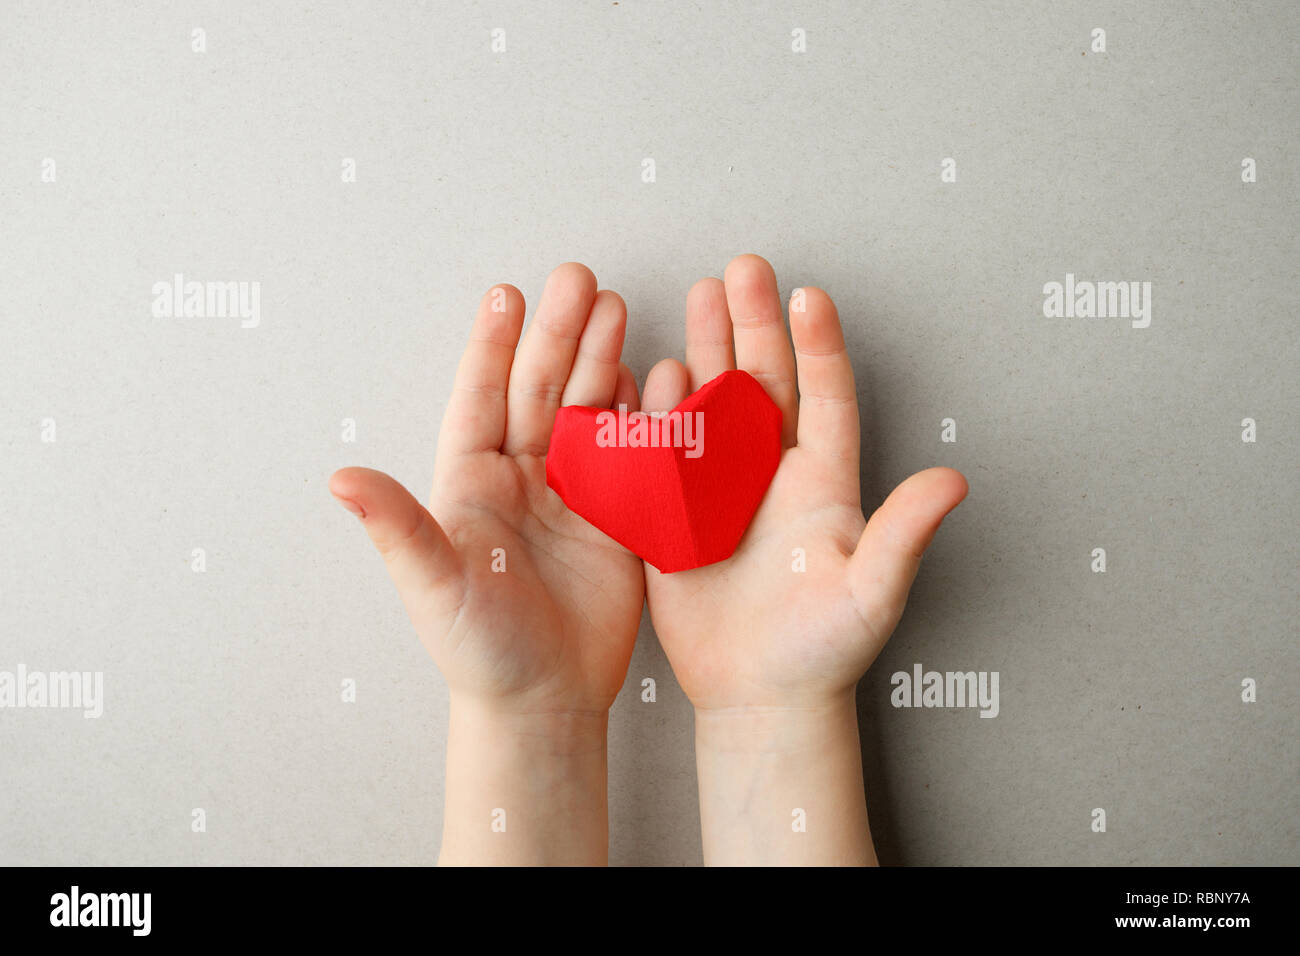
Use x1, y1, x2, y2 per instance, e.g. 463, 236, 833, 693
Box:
546, 369, 782, 573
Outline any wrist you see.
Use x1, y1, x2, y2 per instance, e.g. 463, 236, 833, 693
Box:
692, 690, 875, 866
693, 691, 859, 754
438, 695, 610, 866
449, 694, 610, 753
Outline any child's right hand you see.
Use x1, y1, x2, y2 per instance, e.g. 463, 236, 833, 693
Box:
639, 254, 967, 864
641, 255, 968, 711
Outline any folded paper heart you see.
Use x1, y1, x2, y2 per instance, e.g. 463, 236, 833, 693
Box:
546, 369, 782, 573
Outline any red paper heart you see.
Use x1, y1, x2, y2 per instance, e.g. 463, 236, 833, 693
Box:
546, 369, 782, 573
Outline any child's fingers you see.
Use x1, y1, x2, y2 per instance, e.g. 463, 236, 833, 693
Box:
612, 361, 640, 412
724, 254, 799, 447
441, 284, 525, 457
641, 357, 690, 413
560, 290, 627, 409
789, 287, 861, 486
684, 277, 735, 391
503, 263, 598, 457
329, 467, 466, 614
847, 468, 968, 635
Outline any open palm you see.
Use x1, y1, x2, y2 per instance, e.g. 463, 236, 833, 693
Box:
330, 264, 644, 714
640, 255, 968, 711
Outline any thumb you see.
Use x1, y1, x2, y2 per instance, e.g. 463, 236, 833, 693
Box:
848, 467, 967, 633
329, 467, 465, 613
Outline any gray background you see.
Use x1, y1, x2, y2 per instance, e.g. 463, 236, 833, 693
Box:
1, 0, 1296, 865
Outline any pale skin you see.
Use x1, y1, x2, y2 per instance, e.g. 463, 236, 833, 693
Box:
330, 255, 967, 866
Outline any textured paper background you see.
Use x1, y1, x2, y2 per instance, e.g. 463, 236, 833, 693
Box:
1, 0, 1295, 865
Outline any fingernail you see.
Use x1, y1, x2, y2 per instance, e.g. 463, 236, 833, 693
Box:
334, 496, 366, 518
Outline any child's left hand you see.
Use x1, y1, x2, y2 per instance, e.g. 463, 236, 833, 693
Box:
330, 263, 643, 864
330, 263, 644, 717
